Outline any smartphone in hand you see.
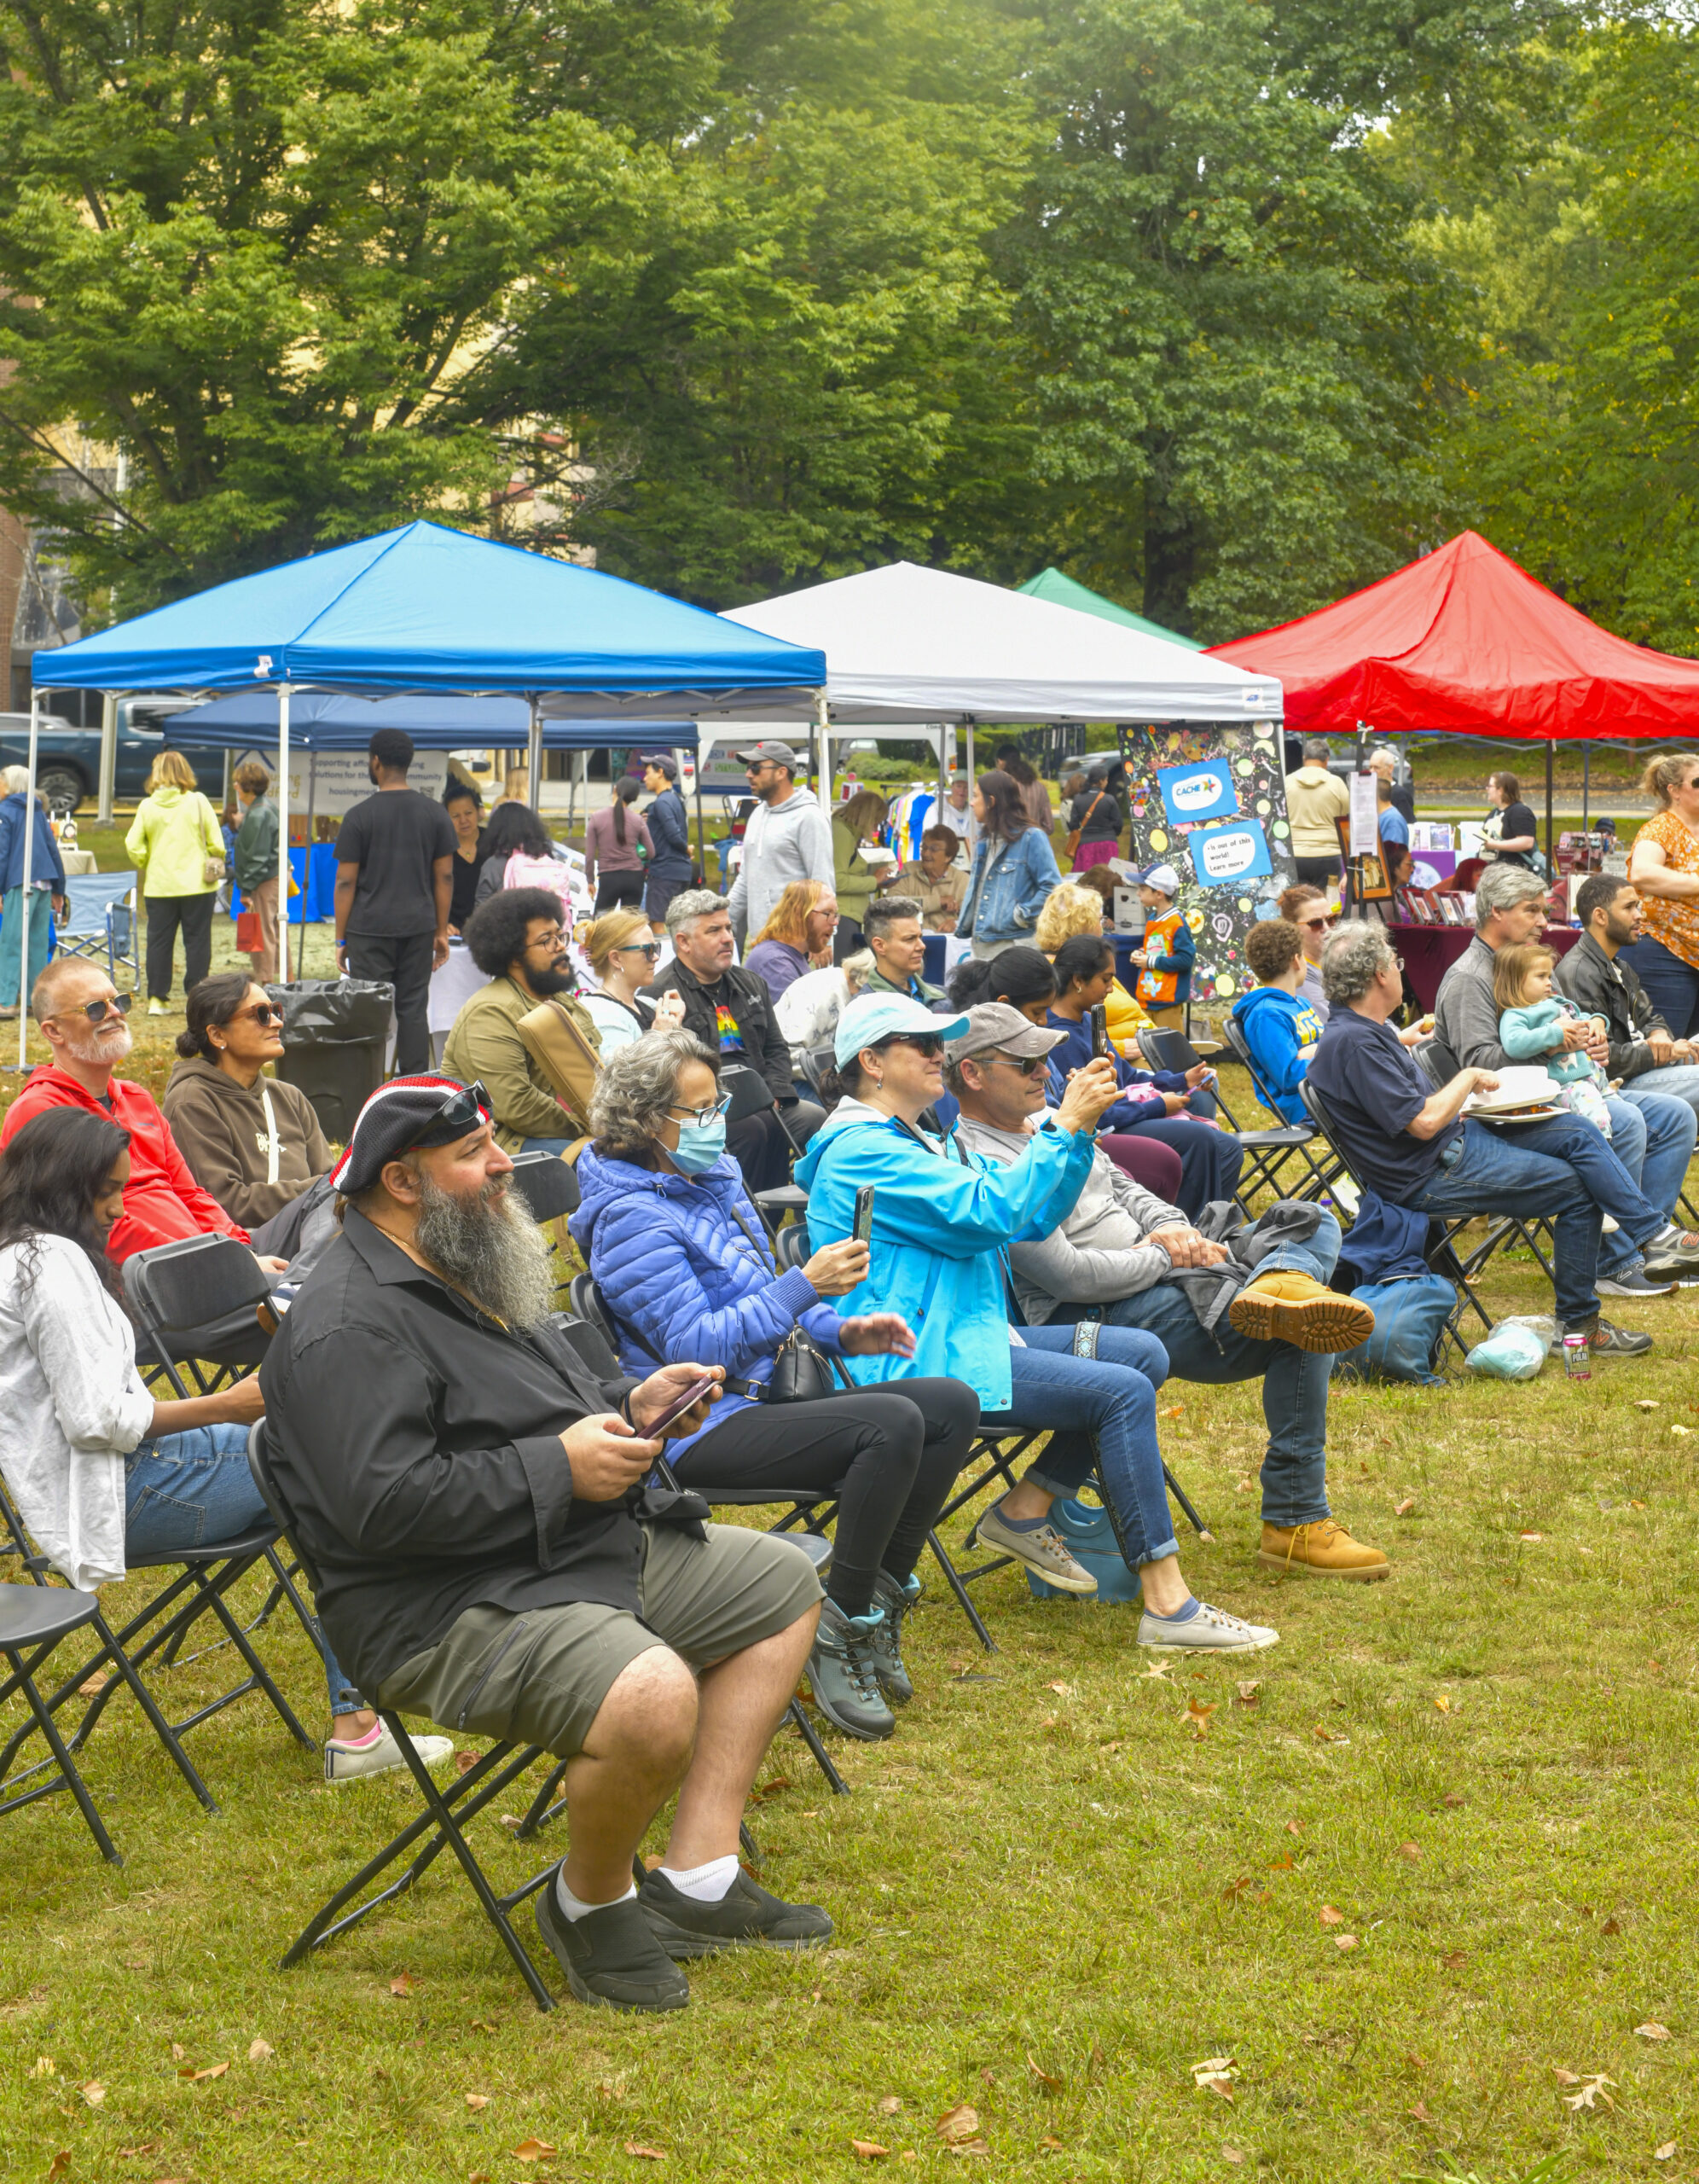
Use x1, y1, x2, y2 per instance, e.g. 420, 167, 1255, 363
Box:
853, 1185, 877, 1245
643, 1376, 719, 1437
1088, 1003, 1110, 1061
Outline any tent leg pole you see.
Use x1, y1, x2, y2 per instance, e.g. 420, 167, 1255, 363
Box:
693, 766, 707, 886
526, 702, 543, 816
965, 720, 976, 800
14, 688, 38, 1070
1545, 739, 1554, 876
96, 692, 118, 828
299, 752, 316, 982
1583, 743, 1590, 840
277, 683, 291, 985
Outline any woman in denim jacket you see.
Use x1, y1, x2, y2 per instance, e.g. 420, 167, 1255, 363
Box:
959, 771, 1062, 961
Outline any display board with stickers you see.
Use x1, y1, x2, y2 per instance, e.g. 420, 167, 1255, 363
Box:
1115, 722, 1296, 1004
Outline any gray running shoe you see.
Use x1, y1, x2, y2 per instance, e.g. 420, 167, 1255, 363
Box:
1566, 1316, 1655, 1357
806, 1599, 896, 1740
1597, 1267, 1675, 1298
975, 1498, 1099, 1594
1138, 1600, 1280, 1653
868, 1569, 920, 1705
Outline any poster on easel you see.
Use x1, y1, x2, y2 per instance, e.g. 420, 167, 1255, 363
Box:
1116, 720, 1296, 1003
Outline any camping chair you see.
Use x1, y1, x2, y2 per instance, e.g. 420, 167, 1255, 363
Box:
0, 1472, 226, 1858
721, 1062, 809, 1229
54, 873, 141, 990
1137, 1023, 1323, 1217
246, 1423, 561, 2013
1218, 1014, 1344, 1202
1297, 1077, 1493, 1363
565, 1275, 847, 1797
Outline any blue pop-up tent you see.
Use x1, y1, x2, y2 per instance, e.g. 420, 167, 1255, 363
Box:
164, 690, 699, 751
19, 522, 821, 1054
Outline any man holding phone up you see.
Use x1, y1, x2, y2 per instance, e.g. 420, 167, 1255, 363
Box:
262, 1076, 831, 2014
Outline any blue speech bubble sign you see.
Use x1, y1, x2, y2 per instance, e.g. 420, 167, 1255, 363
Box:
1157, 758, 1239, 826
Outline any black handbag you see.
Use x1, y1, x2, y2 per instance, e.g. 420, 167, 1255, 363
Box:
725, 1201, 844, 1403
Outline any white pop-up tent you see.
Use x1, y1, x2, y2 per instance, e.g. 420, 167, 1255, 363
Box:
717, 558, 1282, 798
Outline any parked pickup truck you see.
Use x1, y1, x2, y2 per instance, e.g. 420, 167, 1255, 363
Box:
0, 696, 239, 816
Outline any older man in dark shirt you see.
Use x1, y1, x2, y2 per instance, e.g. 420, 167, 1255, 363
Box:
261, 1075, 827, 2013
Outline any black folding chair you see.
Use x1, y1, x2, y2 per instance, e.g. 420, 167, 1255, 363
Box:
246, 1424, 562, 2012
124, 1233, 273, 1397
722, 1063, 809, 1230
1136, 1025, 1318, 1215
797, 1045, 836, 1101
0, 1474, 225, 1859
507, 1149, 582, 1224
1218, 1014, 1343, 1202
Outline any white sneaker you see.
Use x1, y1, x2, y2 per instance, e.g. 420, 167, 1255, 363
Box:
323, 1722, 455, 1785
147, 998, 167, 1017
1138, 1600, 1279, 1653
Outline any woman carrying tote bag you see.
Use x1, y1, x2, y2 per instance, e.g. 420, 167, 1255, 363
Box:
125, 752, 227, 1014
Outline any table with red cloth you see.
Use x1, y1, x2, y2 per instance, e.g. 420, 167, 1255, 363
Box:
1389, 922, 1580, 1014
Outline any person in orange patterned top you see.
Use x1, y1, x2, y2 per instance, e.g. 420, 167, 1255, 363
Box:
1627, 752, 1699, 1040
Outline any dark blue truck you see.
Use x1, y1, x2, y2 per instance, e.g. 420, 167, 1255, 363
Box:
0, 694, 240, 815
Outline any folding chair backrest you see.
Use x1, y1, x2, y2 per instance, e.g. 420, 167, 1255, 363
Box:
773, 1223, 810, 1272
507, 1150, 581, 1224
245, 1420, 324, 1589
797, 1045, 834, 1099
562, 1279, 624, 1379
1221, 1014, 1285, 1120
125, 1234, 272, 1335
1136, 1024, 1202, 1075
721, 1063, 777, 1124
56, 874, 136, 941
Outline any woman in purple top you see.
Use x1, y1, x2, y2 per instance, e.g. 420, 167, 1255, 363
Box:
583, 776, 654, 913
743, 880, 839, 1002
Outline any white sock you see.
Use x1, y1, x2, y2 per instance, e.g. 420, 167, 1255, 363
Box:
658, 1853, 739, 1903
554, 1872, 636, 1923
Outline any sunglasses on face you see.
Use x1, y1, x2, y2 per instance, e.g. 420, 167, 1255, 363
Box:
237, 1001, 283, 1027
62, 992, 131, 1025
988, 1052, 1048, 1078
886, 1033, 946, 1059
1302, 914, 1339, 931
618, 940, 661, 959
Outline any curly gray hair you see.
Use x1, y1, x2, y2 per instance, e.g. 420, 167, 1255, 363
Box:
1321, 920, 1397, 1007
664, 887, 728, 938
1473, 861, 1546, 929
589, 1028, 720, 1159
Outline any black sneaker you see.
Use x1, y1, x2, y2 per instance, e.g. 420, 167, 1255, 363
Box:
534, 1879, 689, 2011
1564, 1316, 1655, 1359
869, 1570, 920, 1705
637, 1867, 833, 1959
806, 1598, 896, 1740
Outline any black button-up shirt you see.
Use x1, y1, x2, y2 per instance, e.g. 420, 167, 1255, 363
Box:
259, 1209, 644, 1693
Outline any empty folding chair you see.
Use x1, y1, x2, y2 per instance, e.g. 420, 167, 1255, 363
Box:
1138, 1023, 1319, 1214
721, 1063, 809, 1229
55, 873, 141, 990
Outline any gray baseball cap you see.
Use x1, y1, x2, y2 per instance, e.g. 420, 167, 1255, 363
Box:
736, 740, 802, 769
953, 1002, 1067, 1064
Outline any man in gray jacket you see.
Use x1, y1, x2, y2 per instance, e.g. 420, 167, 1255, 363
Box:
1430, 863, 1696, 1296
948, 1004, 1389, 1583
726, 741, 835, 945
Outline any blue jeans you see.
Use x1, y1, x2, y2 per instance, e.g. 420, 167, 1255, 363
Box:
1047, 1211, 1342, 1530
0, 886, 52, 1014
1620, 937, 1699, 1043
978, 1325, 1178, 1568
125, 1425, 361, 1715
1408, 1116, 1632, 1327
1615, 1084, 1699, 1214
1622, 1061, 1699, 1121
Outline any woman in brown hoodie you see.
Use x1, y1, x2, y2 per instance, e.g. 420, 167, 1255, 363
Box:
161, 973, 330, 1233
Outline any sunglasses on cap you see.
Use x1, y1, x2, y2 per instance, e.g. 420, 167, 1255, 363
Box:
62, 992, 132, 1024
432, 1080, 492, 1136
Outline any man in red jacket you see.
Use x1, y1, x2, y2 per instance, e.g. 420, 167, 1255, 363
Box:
2, 958, 280, 1269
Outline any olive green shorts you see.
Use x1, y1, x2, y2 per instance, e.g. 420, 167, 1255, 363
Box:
375, 1522, 821, 1762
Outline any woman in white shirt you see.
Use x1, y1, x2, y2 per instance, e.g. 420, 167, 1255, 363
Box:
0, 1108, 449, 1786
578, 907, 685, 1052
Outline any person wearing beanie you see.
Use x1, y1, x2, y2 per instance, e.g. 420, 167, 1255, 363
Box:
264, 1072, 834, 2011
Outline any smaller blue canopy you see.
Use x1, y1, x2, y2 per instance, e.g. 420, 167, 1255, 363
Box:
32, 520, 823, 711
165, 690, 698, 752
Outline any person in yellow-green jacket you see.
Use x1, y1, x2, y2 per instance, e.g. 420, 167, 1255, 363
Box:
832, 788, 889, 955
125, 752, 227, 1014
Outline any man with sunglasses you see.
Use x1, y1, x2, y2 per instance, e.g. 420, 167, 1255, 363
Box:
0, 956, 263, 1265
445, 891, 605, 1153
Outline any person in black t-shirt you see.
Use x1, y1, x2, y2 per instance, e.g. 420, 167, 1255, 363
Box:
333, 728, 457, 1075
1482, 770, 1540, 869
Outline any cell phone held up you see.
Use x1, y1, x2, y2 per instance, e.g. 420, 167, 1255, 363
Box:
1087, 1003, 1110, 1062
643, 1375, 718, 1438
853, 1185, 877, 1246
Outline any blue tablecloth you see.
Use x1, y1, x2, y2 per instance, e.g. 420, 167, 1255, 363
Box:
233, 843, 338, 924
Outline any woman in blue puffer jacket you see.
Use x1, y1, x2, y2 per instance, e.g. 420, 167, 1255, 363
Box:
959, 771, 1062, 961
570, 1028, 980, 1744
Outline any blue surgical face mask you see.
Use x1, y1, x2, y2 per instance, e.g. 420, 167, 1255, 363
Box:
669, 1115, 727, 1175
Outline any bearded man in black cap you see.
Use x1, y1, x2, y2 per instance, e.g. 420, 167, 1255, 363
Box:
260, 1074, 830, 2013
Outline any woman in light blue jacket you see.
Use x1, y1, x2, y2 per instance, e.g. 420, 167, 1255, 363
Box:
959, 770, 1062, 961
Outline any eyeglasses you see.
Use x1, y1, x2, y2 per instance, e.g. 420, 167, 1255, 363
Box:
61, 993, 131, 1025
525, 929, 566, 950
237, 1002, 283, 1027
618, 940, 660, 959
986, 1052, 1048, 1077
667, 1092, 734, 1125
1301, 914, 1339, 932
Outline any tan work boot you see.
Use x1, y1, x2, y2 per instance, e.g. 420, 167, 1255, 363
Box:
1258, 1519, 1389, 1581
1228, 1270, 1375, 1354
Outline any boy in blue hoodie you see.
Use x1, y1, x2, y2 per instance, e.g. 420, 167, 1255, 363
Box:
1232, 918, 1325, 1124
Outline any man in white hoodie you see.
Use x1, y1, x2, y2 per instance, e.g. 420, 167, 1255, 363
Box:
727, 741, 835, 946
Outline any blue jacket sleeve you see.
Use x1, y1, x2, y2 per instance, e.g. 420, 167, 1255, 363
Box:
809, 1118, 1096, 1261
592, 1200, 838, 1373
1499, 1004, 1564, 1060
1241, 1003, 1307, 1114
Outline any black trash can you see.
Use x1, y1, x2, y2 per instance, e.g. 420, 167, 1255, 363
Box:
267, 977, 395, 1146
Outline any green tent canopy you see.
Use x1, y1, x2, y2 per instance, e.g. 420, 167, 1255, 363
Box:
1017, 566, 1204, 651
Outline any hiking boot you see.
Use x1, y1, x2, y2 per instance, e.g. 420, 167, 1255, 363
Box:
323, 1722, 454, 1786
1227, 1270, 1376, 1354
637, 1867, 833, 1959
1139, 1600, 1280, 1653
806, 1599, 896, 1740
534, 1883, 689, 2012
975, 1496, 1099, 1594
1564, 1315, 1655, 1358
869, 1569, 920, 1705
1258, 1518, 1389, 1581
1596, 1266, 1675, 1298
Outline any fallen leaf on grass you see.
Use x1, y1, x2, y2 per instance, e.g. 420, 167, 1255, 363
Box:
623, 2146, 664, 2162
177, 2062, 228, 2082
1039, 2135, 1064, 2152
936, 2104, 980, 2146
850, 2142, 890, 2160
1319, 1905, 1345, 1926
1143, 1658, 1174, 1681
1159, 1404, 1185, 1419
1673, 1425, 1692, 1438
513, 2140, 558, 2162
78, 2083, 103, 2107
1636, 2022, 1673, 2042
947, 2141, 990, 2158
1635, 1399, 1660, 1412
29, 2055, 54, 2077
1235, 1477, 1255, 1494
77, 1673, 109, 1696
1185, 1699, 1215, 1737
1441, 1951, 1468, 1971
1027, 2054, 1063, 2091
455, 1750, 480, 1774
1394, 1497, 1417, 1517
1046, 1681, 1074, 1697
169, 2045, 184, 2062
1553, 2070, 1580, 2085
45, 2155, 69, 2182
1398, 1843, 1422, 1863
1285, 1819, 1304, 1837
1518, 1531, 1544, 1543
247, 2039, 273, 2062
1433, 1694, 1452, 1714
1236, 1681, 1261, 1706
1655, 2142, 1677, 2161
114, 2148, 159, 2161
1409, 2100, 1435, 2123
1311, 1724, 1338, 1743
1561, 2075, 1616, 2111
878, 2097, 902, 2116
1223, 2151, 1246, 2167
465, 2094, 490, 2111
1221, 1875, 1255, 1901
1442, 1792, 1464, 1808
1335, 1934, 1359, 1952
978, 2068, 994, 2089
387, 1973, 415, 1997
1601, 1916, 1622, 1937
1191, 2058, 1238, 2099
749, 1774, 792, 1804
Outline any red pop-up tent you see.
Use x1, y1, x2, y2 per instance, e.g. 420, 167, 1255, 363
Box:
1210, 530, 1699, 740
